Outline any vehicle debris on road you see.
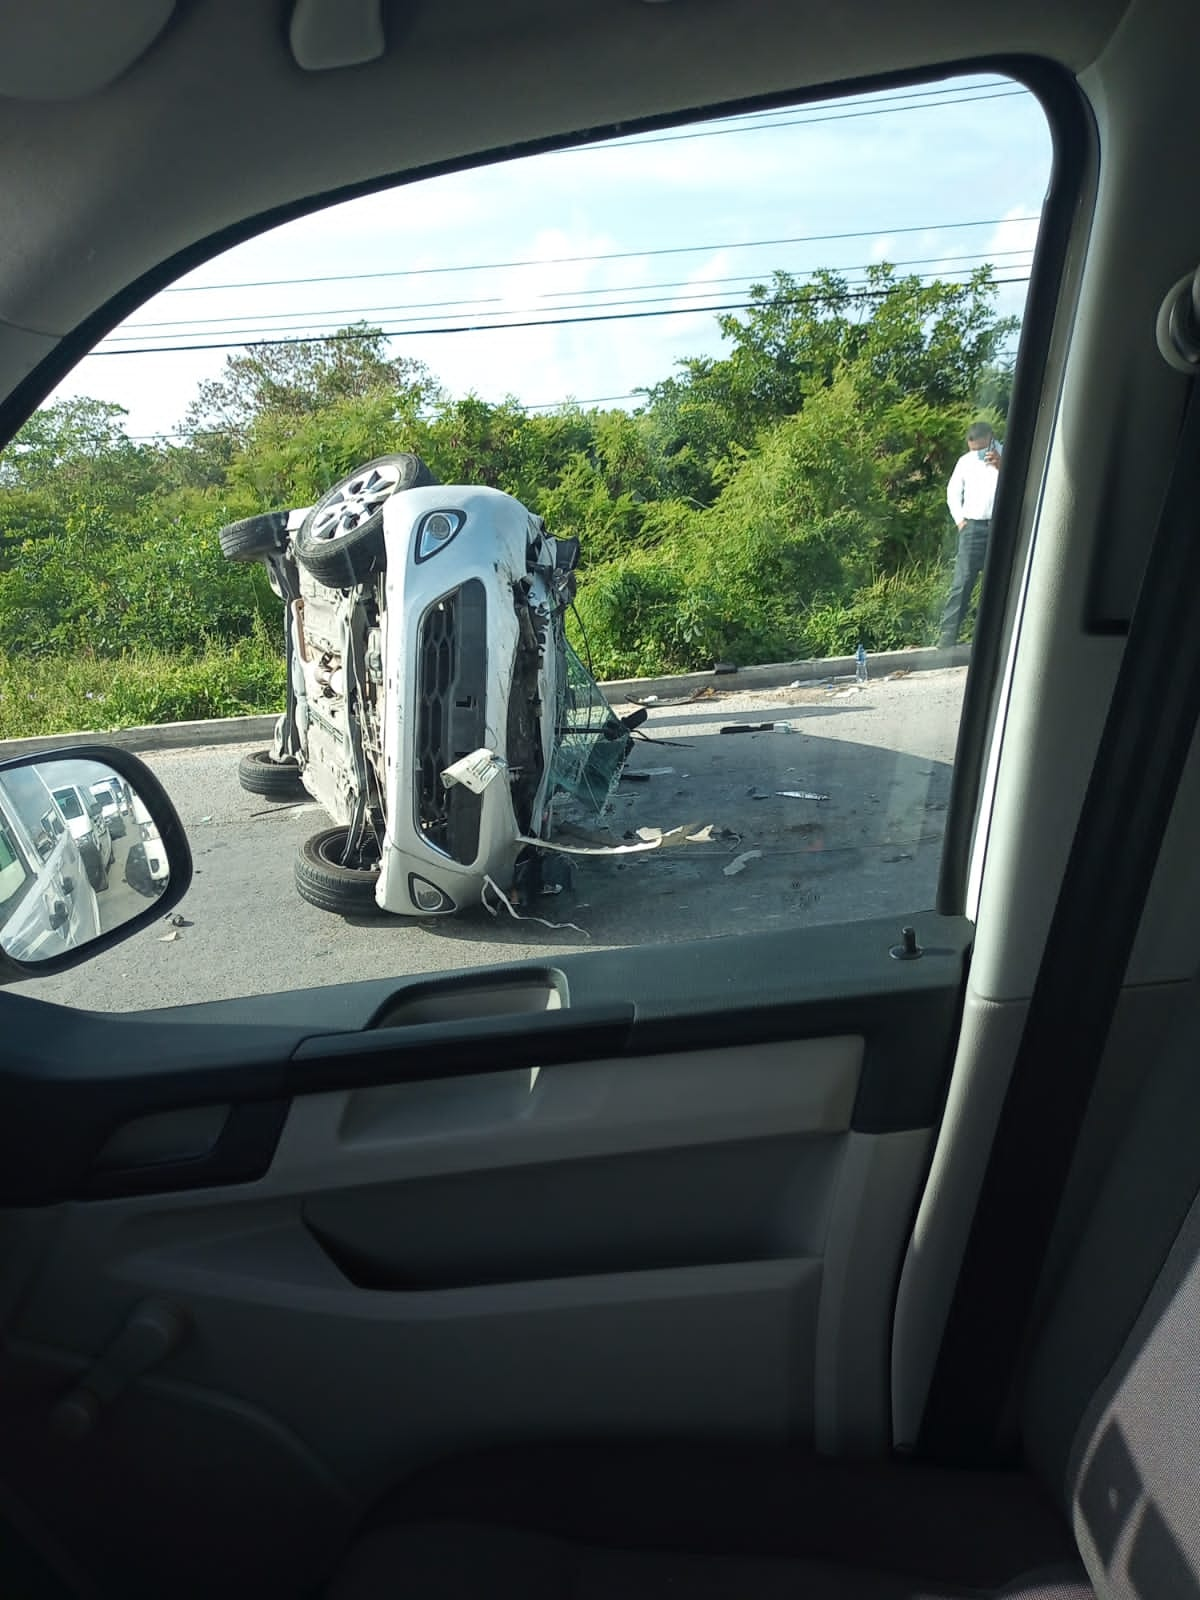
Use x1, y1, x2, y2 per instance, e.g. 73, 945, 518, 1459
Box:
515, 820, 709, 858
723, 850, 763, 877
777, 790, 830, 802
481, 874, 590, 937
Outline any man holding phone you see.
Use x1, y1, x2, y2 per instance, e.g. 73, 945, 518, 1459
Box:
940, 419, 1001, 648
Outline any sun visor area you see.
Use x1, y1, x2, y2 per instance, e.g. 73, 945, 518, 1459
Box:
0, 1, 175, 101
290, 0, 387, 71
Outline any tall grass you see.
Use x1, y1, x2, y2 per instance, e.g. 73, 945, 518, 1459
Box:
0, 561, 964, 740
0, 634, 286, 738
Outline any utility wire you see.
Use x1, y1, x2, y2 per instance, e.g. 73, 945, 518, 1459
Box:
580, 89, 1025, 151
158, 214, 1040, 295
88, 274, 1032, 357
675, 78, 1014, 126
114, 249, 1035, 336
103, 268, 1032, 343
100, 264, 1031, 347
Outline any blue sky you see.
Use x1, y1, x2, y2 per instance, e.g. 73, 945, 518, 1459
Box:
55, 73, 1053, 439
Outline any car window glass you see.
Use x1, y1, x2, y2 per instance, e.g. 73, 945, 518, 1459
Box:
0, 823, 32, 922
3, 765, 55, 841
51, 789, 83, 822
2, 72, 1053, 1010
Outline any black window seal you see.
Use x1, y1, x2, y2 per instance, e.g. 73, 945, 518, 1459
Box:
935, 60, 1096, 913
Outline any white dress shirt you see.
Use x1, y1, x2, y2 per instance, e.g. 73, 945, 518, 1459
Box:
946, 451, 999, 523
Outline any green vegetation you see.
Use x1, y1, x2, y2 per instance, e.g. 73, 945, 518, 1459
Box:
0, 266, 1012, 735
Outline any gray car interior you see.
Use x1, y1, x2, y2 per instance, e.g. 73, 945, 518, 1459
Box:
0, 0, 1198, 1594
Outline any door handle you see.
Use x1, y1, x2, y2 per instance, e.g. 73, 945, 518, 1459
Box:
61, 876, 75, 896
48, 899, 69, 931
289, 1003, 636, 1092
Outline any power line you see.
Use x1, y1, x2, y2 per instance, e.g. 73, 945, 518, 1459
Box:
535, 248, 1032, 300
581, 88, 1025, 151
99, 264, 1029, 348
160, 214, 1039, 296
99, 263, 1033, 350
114, 249, 1035, 337
685, 78, 1014, 126
88, 275, 1032, 358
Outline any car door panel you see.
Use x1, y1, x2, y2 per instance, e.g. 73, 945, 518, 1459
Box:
0, 912, 967, 1596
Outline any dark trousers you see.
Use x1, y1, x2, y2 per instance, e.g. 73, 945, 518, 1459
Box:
939, 518, 989, 647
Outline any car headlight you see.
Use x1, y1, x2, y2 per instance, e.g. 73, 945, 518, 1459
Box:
414, 509, 466, 563
408, 875, 455, 913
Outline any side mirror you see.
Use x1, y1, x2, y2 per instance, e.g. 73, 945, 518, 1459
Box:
0, 746, 191, 978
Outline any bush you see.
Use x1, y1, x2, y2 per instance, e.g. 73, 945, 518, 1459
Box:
800, 565, 946, 658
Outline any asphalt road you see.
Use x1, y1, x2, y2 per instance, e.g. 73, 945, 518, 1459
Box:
10, 667, 967, 1012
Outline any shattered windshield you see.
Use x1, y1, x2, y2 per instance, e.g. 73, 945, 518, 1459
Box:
549, 642, 634, 819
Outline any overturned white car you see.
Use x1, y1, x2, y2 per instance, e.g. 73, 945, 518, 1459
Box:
220, 454, 633, 917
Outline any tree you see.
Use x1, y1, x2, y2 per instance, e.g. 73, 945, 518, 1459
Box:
0, 257, 1020, 687
641, 266, 1015, 503
0, 397, 165, 558
181, 324, 440, 442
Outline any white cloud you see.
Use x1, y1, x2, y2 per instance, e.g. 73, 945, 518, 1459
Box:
986, 206, 1042, 257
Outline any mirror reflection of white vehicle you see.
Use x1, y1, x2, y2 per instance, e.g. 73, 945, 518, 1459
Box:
88, 776, 128, 839
51, 782, 115, 892
0, 768, 101, 961
124, 795, 170, 898
0, 751, 190, 974
221, 455, 634, 919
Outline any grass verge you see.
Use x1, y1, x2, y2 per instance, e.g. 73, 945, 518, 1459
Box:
0, 639, 287, 739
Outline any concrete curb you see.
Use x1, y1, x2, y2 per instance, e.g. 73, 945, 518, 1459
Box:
0, 644, 969, 759
0, 714, 281, 762
600, 643, 970, 702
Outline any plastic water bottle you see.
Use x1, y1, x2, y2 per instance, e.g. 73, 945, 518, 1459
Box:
855, 643, 868, 685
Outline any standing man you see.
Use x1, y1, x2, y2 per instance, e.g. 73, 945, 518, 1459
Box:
939, 420, 1001, 648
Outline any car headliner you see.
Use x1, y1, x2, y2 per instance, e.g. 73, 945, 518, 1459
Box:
0, 0, 1129, 437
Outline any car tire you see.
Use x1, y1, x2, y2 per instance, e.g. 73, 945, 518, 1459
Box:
294, 453, 438, 587
218, 510, 290, 563
237, 750, 308, 800
295, 827, 382, 915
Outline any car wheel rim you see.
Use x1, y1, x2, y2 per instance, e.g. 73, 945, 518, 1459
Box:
318, 834, 378, 875
309, 464, 403, 543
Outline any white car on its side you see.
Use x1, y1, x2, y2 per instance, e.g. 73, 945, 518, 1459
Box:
123, 795, 170, 898
220, 454, 632, 918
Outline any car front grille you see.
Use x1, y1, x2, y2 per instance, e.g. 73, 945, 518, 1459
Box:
414, 580, 487, 863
